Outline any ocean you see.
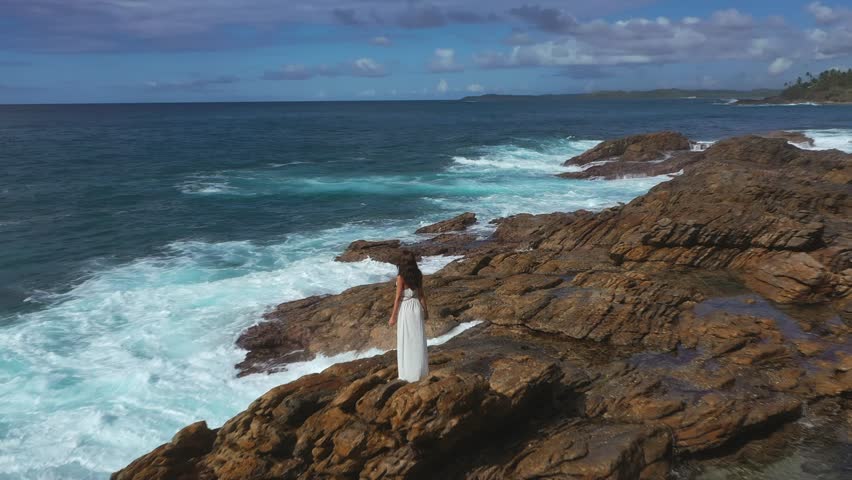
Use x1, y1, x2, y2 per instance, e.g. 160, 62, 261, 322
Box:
1, 99, 850, 479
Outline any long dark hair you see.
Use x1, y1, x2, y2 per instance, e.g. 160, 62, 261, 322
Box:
397, 250, 423, 290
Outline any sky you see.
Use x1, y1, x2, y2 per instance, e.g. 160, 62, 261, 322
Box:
0, 0, 851, 103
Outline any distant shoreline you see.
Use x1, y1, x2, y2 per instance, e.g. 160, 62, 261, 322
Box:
459, 89, 779, 102
734, 97, 852, 106
734, 69, 852, 105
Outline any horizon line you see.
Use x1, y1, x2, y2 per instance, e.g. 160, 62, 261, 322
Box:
0, 87, 782, 107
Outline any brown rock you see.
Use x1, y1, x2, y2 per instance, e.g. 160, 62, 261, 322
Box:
235, 278, 466, 376
466, 420, 672, 480
116, 334, 580, 480
335, 239, 403, 264
244, 135, 851, 379
762, 130, 815, 146
559, 151, 698, 180
112, 421, 217, 480
335, 233, 480, 265
793, 339, 825, 356
489, 212, 576, 248
564, 131, 691, 166
835, 351, 852, 372
416, 212, 477, 234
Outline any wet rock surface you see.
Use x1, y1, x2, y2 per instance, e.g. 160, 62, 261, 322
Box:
563, 131, 692, 166
558, 151, 698, 180
117, 133, 852, 479
762, 130, 816, 146
415, 212, 477, 234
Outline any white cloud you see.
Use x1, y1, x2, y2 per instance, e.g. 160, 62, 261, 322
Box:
269, 64, 313, 80
748, 38, 772, 56
436, 78, 448, 93
428, 48, 463, 72
358, 88, 376, 97
264, 57, 388, 80
476, 38, 655, 68
700, 75, 718, 88
370, 36, 391, 46
476, 7, 813, 70
352, 57, 386, 77
505, 31, 534, 45
710, 9, 753, 28
768, 57, 793, 75
466, 83, 484, 92
143, 75, 239, 91
805, 3, 852, 58
808, 2, 837, 23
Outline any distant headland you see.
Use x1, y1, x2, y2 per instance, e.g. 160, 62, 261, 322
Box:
460, 88, 778, 102
461, 68, 852, 105
735, 68, 852, 105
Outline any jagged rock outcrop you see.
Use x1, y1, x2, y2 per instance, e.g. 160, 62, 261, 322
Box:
461, 136, 850, 309
335, 233, 479, 265
118, 309, 849, 479
558, 152, 697, 179
115, 421, 217, 480
563, 131, 692, 166
117, 332, 677, 480
415, 212, 477, 234
117, 133, 852, 479
762, 130, 815, 146
240, 133, 850, 377
335, 239, 405, 264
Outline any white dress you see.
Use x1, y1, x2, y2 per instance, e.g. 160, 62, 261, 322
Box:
397, 287, 429, 382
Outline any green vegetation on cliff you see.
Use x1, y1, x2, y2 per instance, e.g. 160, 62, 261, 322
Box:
778, 68, 852, 103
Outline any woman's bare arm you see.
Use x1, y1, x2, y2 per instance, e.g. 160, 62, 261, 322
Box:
389, 275, 404, 326
418, 286, 429, 321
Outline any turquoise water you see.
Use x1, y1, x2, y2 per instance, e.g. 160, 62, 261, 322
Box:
1, 100, 850, 478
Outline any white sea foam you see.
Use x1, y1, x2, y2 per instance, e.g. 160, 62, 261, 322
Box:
425, 137, 670, 220
449, 139, 600, 174
797, 128, 852, 153
690, 141, 714, 151
736, 102, 822, 107
0, 230, 459, 478
267, 161, 308, 168
427, 174, 669, 221
428, 320, 483, 345
178, 179, 236, 195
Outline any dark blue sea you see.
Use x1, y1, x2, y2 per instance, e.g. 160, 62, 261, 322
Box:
1, 99, 850, 478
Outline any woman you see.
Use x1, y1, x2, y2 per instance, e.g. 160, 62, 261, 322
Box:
388, 250, 429, 382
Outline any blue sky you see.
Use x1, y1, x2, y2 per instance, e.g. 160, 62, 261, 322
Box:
1, 0, 850, 103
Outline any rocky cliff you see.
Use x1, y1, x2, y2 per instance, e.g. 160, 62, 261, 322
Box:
115, 133, 851, 479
